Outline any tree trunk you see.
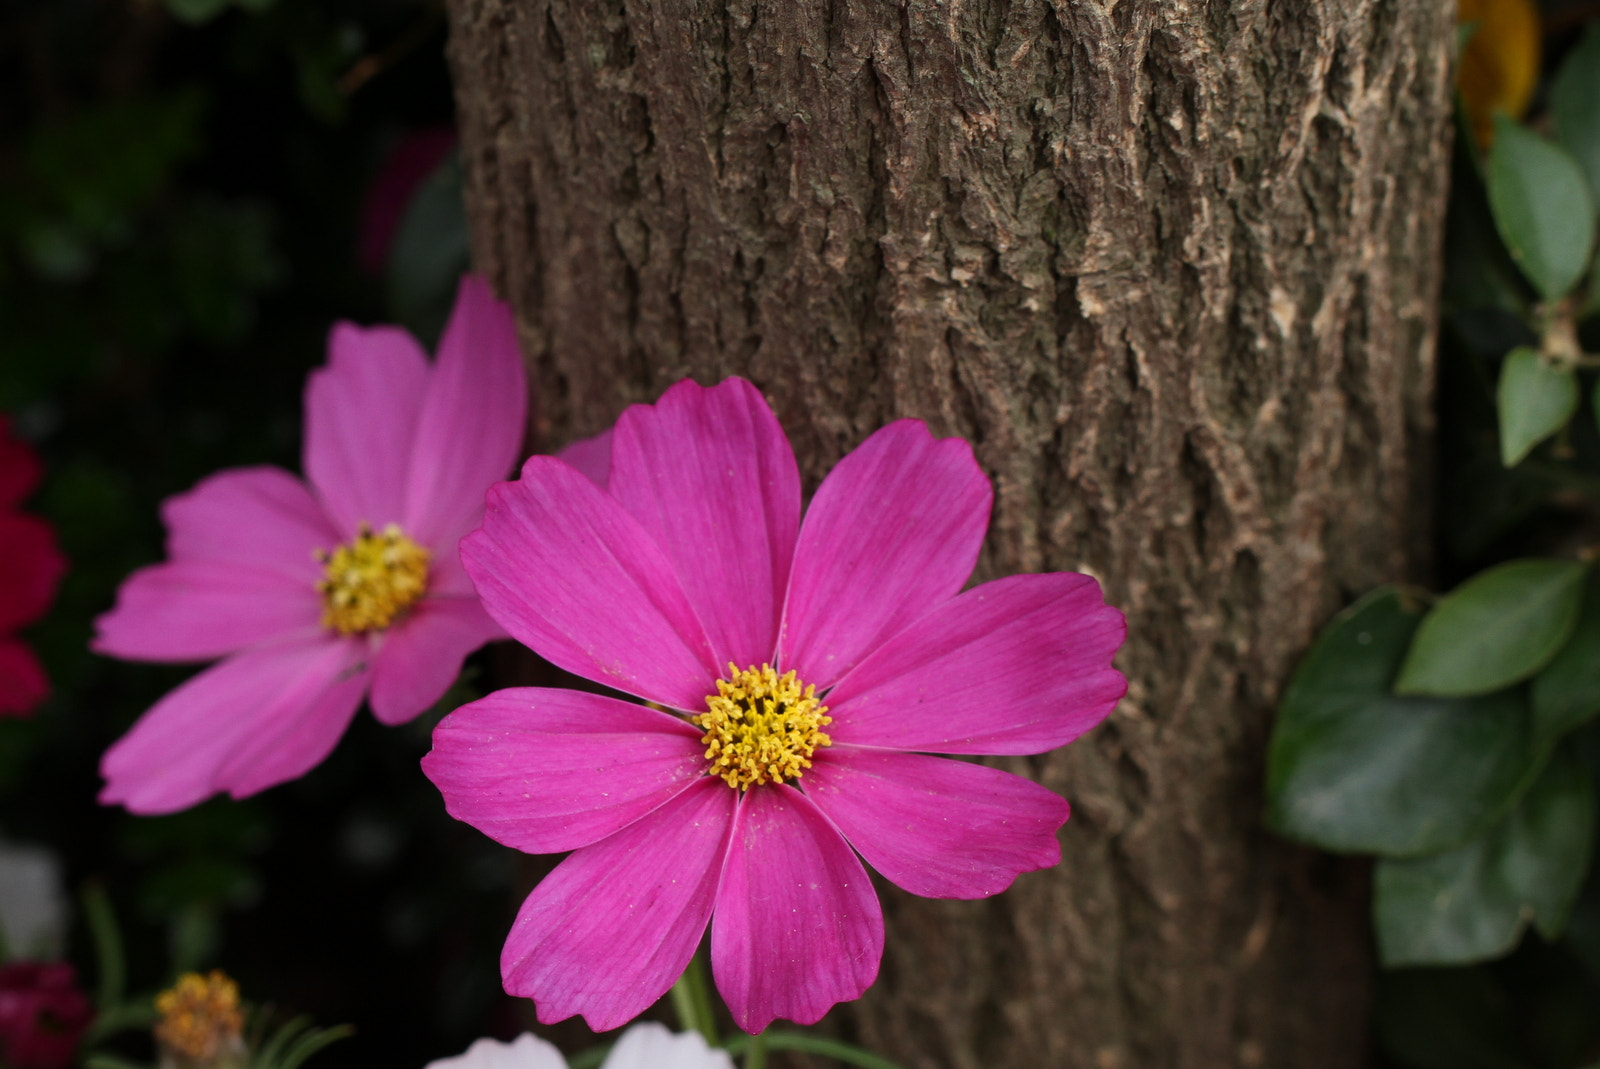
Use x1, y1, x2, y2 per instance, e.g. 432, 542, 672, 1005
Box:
444, 1, 1453, 1066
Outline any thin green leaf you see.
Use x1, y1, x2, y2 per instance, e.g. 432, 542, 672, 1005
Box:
1552, 23, 1600, 206
1266, 588, 1535, 857
274, 1024, 353, 1069
252, 1014, 311, 1069
1531, 570, 1600, 747
1374, 745, 1595, 967
1487, 116, 1598, 302
1396, 559, 1588, 697
81, 884, 125, 1013
723, 1032, 904, 1069
82, 1000, 157, 1046
1497, 347, 1579, 466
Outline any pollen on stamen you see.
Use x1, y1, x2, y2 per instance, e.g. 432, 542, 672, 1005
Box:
692, 663, 831, 790
154, 970, 246, 1068
314, 522, 430, 635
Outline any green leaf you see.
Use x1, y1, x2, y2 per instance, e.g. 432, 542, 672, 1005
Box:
1552, 23, 1600, 206
1396, 559, 1589, 697
1374, 745, 1595, 966
1487, 116, 1598, 302
1266, 588, 1534, 857
386, 152, 469, 348
1496, 347, 1578, 466
1531, 571, 1600, 748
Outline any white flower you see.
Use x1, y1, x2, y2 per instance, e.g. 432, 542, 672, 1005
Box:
0, 840, 66, 957
425, 1024, 734, 1069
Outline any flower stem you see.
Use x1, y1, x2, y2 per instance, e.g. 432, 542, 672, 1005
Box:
743, 1029, 767, 1069
722, 1031, 903, 1069
669, 954, 718, 1046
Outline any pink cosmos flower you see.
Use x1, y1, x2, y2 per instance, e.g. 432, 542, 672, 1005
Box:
423, 377, 1126, 1034
95, 276, 527, 814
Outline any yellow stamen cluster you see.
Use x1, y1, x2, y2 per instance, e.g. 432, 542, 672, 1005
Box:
154, 970, 245, 1066
693, 663, 831, 790
315, 522, 430, 634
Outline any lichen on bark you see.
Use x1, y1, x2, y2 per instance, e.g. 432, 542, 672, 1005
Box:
444, 0, 1454, 1065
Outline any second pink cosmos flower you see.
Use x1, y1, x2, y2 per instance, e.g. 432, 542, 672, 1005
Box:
423, 377, 1126, 1034
96, 276, 527, 814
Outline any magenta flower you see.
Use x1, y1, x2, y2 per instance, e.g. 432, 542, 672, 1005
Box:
95, 276, 527, 814
423, 377, 1126, 1033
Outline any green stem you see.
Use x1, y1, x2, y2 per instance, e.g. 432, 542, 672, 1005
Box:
743, 1029, 767, 1069
721, 1031, 902, 1069
669, 955, 718, 1046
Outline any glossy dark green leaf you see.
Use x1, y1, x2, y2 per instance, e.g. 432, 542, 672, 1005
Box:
1396, 559, 1588, 697
1552, 23, 1600, 206
1267, 588, 1534, 857
386, 152, 469, 348
1487, 116, 1597, 302
1532, 571, 1600, 748
1374, 745, 1595, 966
1497, 347, 1578, 466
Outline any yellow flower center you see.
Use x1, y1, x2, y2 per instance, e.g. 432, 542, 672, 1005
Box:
693, 663, 831, 790
315, 522, 430, 635
154, 970, 245, 1066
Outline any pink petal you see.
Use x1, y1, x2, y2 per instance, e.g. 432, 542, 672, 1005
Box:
92, 561, 320, 662
462, 457, 716, 709
403, 276, 529, 547
710, 785, 882, 1032
778, 421, 991, 688
423, 687, 705, 853
0, 637, 48, 716
501, 778, 735, 1032
557, 429, 612, 488
609, 379, 800, 672
803, 748, 1069, 898
428, 542, 477, 597
304, 323, 430, 536
368, 594, 506, 725
99, 635, 368, 814
824, 572, 1126, 754
161, 467, 338, 579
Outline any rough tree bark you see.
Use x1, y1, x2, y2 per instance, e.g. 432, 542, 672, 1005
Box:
444, 1, 1453, 1066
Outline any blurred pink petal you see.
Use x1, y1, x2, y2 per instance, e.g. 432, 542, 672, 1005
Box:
368, 595, 506, 725
162, 467, 337, 580
403, 276, 528, 548
92, 562, 319, 662
556, 429, 612, 488
462, 457, 715, 709
100, 635, 367, 814
502, 779, 734, 1032
826, 572, 1127, 754
710, 786, 882, 1032
805, 747, 1070, 898
304, 323, 430, 536
778, 420, 991, 689
424, 688, 703, 853
609, 379, 800, 672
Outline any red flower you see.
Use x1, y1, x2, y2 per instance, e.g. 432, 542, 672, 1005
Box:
0, 419, 66, 717
0, 962, 93, 1069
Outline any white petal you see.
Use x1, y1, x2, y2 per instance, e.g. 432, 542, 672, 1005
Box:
600, 1023, 735, 1069
0, 840, 66, 957
425, 1034, 567, 1069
